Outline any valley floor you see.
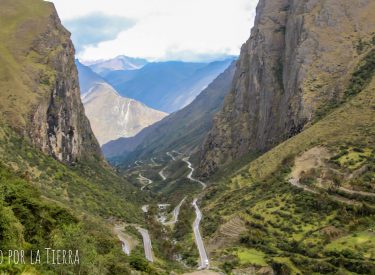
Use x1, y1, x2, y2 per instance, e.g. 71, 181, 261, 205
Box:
114, 78, 375, 274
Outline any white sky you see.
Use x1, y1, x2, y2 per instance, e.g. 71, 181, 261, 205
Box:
48, 0, 258, 62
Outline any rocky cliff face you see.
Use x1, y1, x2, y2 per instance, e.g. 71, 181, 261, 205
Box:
29, 5, 102, 163
0, 0, 102, 163
199, 0, 375, 177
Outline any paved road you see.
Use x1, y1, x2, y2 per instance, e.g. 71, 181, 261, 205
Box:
182, 157, 206, 189
192, 199, 209, 269
138, 173, 153, 190
151, 158, 159, 166
114, 225, 131, 255
137, 227, 154, 262
159, 166, 167, 180
164, 197, 187, 225
182, 158, 209, 268
166, 151, 176, 161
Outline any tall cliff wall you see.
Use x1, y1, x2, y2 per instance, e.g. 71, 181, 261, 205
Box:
0, 0, 102, 163
199, 0, 375, 177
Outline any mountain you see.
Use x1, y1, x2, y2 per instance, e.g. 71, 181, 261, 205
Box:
0, 1, 143, 273
198, 0, 375, 177
200, 74, 375, 274
104, 58, 234, 113
0, 0, 101, 164
102, 61, 236, 161
76, 61, 168, 145
82, 83, 167, 145
192, 0, 375, 273
85, 55, 148, 75
75, 59, 106, 95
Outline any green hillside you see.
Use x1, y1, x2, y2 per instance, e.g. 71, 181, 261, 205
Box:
0, 124, 148, 274
0, 1, 147, 273
199, 49, 375, 274
0, 0, 60, 127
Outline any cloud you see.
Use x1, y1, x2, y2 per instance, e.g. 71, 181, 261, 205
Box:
48, 0, 258, 61
64, 13, 135, 52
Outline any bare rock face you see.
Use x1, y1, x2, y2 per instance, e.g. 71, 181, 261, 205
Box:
82, 83, 167, 145
28, 6, 102, 163
0, 0, 101, 164
199, 0, 375, 177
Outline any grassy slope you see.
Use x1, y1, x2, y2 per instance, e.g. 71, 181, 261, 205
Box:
0, 1, 149, 273
201, 54, 375, 273
0, 0, 55, 127
0, 126, 143, 274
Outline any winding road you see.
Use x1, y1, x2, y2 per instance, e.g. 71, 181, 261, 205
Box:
181, 158, 209, 269
137, 227, 154, 262
138, 173, 153, 190
163, 197, 187, 226
192, 199, 209, 269
182, 157, 206, 189
159, 166, 167, 180
151, 158, 159, 166
167, 151, 176, 161
114, 225, 131, 256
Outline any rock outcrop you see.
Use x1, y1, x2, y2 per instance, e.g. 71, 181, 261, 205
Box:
0, 0, 102, 163
199, 0, 375, 177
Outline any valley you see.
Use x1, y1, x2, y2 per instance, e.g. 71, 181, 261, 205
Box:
0, 0, 374, 274
117, 152, 211, 272
105, 0, 375, 272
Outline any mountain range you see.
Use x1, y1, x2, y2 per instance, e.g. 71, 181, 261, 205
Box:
82, 82, 167, 145
107, 0, 375, 273
1, 0, 374, 274
102, 61, 236, 161
84, 55, 148, 75
76, 61, 167, 145
102, 58, 235, 113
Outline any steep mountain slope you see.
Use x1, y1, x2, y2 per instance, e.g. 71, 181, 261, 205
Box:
102, 62, 236, 161
189, 0, 375, 273
0, 1, 145, 273
199, 0, 375, 177
199, 61, 375, 274
82, 83, 167, 145
86, 55, 148, 75
75, 59, 106, 95
0, 0, 102, 164
104, 59, 234, 113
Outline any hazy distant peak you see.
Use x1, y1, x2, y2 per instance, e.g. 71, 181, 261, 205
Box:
84, 55, 149, 75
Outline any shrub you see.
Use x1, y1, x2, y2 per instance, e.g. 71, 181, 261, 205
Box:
129, 254, 150, 272
345, 49, 375, 98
